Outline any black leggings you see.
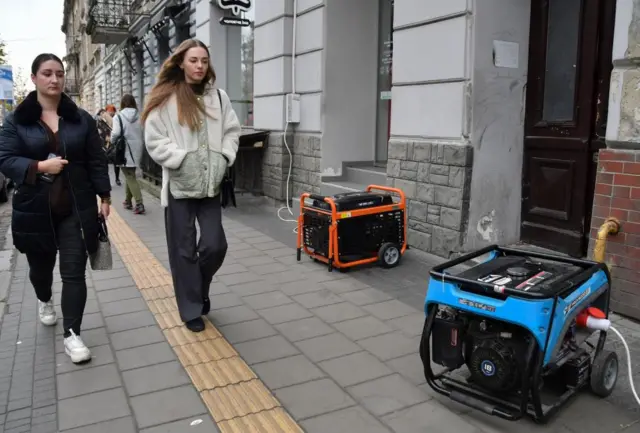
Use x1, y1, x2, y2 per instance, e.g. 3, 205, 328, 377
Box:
113, 165, 120, 182
26, 214, 88, 338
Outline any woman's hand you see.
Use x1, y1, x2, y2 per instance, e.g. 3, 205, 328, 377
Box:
37, 157, 68, 174
100, 202, 111, 219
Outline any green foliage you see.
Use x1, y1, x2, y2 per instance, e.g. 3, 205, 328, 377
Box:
0, 38, 7, 65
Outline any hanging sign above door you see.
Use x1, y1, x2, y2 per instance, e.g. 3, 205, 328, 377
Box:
216, 0, 252, 16
216, 0, 252, 26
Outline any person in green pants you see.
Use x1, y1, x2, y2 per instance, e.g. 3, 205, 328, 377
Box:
111, 94, 145, 214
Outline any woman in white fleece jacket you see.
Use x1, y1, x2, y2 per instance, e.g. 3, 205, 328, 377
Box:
141, 38, 241, 333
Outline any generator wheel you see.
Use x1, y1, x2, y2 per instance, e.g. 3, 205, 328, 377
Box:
378, 243, 401, 268
590, 350, 619, 398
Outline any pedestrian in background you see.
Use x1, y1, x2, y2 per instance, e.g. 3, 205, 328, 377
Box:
0, 53, 111, 363
101, 105, 121, 186
142, 38, 240, 333
111, 94, 145, 214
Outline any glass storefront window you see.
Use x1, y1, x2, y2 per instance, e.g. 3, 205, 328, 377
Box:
226, 8, 254, 127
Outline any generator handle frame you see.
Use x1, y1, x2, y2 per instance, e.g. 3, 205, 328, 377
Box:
429, 245, 611, 300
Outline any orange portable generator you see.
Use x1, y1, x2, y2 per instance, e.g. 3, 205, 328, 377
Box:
296, 185, 407, 272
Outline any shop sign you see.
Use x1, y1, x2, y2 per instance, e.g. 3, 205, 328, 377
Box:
217, 0, 252, 26
217, 0, 252, 16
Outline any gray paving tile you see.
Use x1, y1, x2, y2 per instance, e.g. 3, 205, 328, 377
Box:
101, 298, 149, 317
217, 318, 278, 344
93, 276, 136, 291
258, 303, 313, 325
339, 287, 394, 306
311, 302, 368, 324
56, 344, 115, 374
234, 335, 299, 365
5, 407, 30, 422
122, 361, 191, 396
115, 341, 177, 371
250, 263, 290, 275
61, 416, 137, 433
301, 406, 391, 433
274, 317, 334, 342
274, 378, 356, 420
239, 255, 277, 266
56, 312, 104, 335
386, 353, 427, 386
381, 400, 477, 433
30, 421, 57, 433
104, 310, 156, 333
208, 305, 259, 326
90, 268, 132, 281
319, 351, 393, 387
294, 333, 362, 363
110, 326, 165, 351
357, 331, 418, 361
387, 312, 426, 337
321, 278, 370, 294
279, 280, 325, 296
217, 271, 263, 286
264, 270, 310, 285
208, 292, 244, 310
265, 247, 295, 258
252, 354, 325, 390
347, 373, 429, 416
56, 363, 122, 399
96, 286, 142, 304
292, 289, 343, 309
242, 291, 294, 310
130, 385, 208, 429
216, 263, 249, 276
57, 387, 131, 431
363, 300, 417, 321
229, 248, 265, 260
140, 415, 220, 432
333, 315, 394, 341
230, 280, 280, 297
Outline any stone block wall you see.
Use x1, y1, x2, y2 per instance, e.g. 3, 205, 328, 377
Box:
261, 132, 290, 201
387, 139, 473, 258
589, 148, 640, 320
291, 134, 322, 198
261, 132, 322, 203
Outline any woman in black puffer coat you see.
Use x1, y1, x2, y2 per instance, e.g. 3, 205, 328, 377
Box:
0, 54, 111, 364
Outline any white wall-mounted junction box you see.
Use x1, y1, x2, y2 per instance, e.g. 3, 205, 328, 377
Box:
286, 93, 301, 124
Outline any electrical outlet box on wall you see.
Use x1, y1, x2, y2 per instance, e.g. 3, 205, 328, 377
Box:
286, 93, 301, 124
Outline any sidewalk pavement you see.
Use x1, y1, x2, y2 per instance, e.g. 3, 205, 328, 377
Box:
0, 186, 637, 432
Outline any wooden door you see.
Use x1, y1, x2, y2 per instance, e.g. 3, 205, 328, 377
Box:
521, 0, 615, 257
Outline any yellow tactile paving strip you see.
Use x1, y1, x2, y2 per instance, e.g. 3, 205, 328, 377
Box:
106, 207, 304, 433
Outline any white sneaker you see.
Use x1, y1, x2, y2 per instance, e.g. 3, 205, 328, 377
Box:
64, 330, 92, 364
38, 300, 57, 326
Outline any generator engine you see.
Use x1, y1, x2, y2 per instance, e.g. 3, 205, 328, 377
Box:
432, 308, 531, 394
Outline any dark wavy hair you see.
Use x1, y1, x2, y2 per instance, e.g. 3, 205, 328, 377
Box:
31, 53, 64, 75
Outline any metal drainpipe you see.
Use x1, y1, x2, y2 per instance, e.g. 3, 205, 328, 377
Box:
593, 217, 621, 265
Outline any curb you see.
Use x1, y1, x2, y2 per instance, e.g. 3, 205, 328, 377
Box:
0, 227, 14, 326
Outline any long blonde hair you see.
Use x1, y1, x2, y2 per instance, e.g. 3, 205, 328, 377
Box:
141, 39, 216, 130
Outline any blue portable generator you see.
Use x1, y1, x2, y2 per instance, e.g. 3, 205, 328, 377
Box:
419, 245, 618, 424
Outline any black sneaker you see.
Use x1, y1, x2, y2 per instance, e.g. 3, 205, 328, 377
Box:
134, 203, 145, 215
185, 317, 205, 332
123, 200, 133, 210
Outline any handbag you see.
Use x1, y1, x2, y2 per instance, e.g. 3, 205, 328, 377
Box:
217, 89, 237, 209
89, 213, 113, 271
